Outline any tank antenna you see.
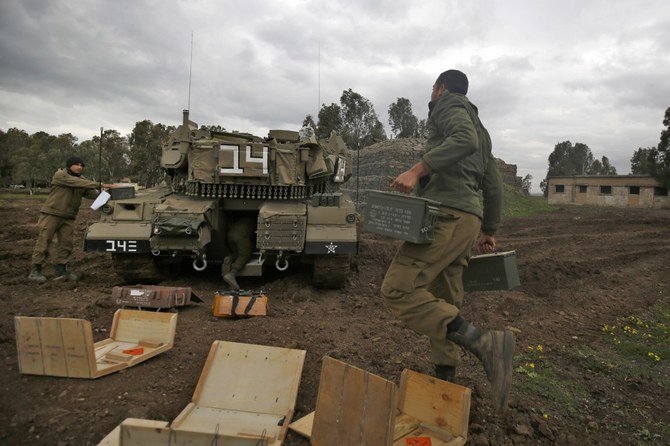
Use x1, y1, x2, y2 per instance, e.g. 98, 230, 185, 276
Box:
187, 31, 194, 111
98, 127, 103, 188
318, 41, 321, 116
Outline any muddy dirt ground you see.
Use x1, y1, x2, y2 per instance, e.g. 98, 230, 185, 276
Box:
0, 198, 669, 445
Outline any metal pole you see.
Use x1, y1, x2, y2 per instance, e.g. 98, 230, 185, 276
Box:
99, 127, 103, 188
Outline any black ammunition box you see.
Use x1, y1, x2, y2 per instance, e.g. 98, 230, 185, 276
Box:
109, 186, 136, 200
463, 250, 520, 292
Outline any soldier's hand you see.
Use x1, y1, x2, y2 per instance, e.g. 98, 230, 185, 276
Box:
476, 233, 496, 254
390, 170, 419, 194
390, 162, 430, 194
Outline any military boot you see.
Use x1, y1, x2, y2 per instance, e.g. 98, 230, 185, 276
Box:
447, 318, 515, 412
53, 264, 80, 282
222, 256, 232, 275
223, 268, 240, 290
434, 364, 456, 382
28, 264, 47, 284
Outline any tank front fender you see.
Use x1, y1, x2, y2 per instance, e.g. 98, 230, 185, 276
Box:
84, 222, 152, 253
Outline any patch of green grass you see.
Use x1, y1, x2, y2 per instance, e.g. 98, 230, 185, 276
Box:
501, 185, 556, 220
514, 344, 591, 415
596, 301, 670, 389
0, 193, 46, 207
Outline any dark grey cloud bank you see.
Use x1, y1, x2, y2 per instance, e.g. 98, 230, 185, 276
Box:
1, 0, 669, 192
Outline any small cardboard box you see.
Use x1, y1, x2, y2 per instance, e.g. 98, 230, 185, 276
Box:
363, 191, 440, 244
111, 285, 202, 309
290, 357, 471, 446
463, 250, 520, 292
98, 340, 306, 446
14, 309, 177, 379
213, 291, 269, 317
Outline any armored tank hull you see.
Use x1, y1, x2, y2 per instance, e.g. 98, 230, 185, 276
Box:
84, 111, 358, 288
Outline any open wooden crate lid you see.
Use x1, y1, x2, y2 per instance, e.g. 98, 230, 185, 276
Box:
110, 309, 178, 345
15, 309, 177, 379
191, 340, 306, 416
310, 356, 397, 445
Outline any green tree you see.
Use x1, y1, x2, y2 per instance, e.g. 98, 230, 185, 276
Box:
521, 174, 532, 195
339, 88, 386, 149
630, 147, 659, 175
90, 130, 130, 182
588, 156, 617, 175
547, 141, 594, 176
655, 107, 670, 188
302, 114, 317, 132
388, 97, 419, 138
128, 120, 172, 187
417, 118, 428, 138
316, 103, 342, 139
9, 131, 63, 189
0, 128, 30, 185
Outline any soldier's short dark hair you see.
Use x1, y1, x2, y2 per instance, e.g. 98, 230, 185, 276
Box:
436, 70, 469, 94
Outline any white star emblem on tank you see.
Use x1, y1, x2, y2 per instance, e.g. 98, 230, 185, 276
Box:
325, 242, 338, 253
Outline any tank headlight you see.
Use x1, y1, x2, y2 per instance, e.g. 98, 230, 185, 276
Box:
101, 204, 113, 214
346, 213, 357, 224
153, 226, 161, 235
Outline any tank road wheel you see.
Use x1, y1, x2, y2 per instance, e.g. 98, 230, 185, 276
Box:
312, 254, 351, 289
112, 254, 167, 284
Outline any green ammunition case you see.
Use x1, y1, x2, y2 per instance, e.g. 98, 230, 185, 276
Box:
109, 186, 136, 200
363, 191, 440, 244
463, 250, 520, 292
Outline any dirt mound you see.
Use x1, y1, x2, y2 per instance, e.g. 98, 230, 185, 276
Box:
0, 199, 669, 445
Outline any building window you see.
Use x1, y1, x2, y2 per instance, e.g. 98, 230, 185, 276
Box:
555, 184, 565, 193
600, 185, 612, 194
578, 185, 587, 193
655, 187, 669, 196
629, 186, 640, 195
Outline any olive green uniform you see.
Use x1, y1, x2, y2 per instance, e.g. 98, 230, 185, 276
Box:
227, 215, 256, 272
32, 168, 99, 265
381, 93, 502, 368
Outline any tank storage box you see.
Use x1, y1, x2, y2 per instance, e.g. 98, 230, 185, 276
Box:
363, 191, 440, 244
463, 250, 520, 292
109, 186, 136, 200
213, 291, 269, 317
14, 309, 177, 379
98, 340, 306, 446
111, 285, 202, 309
289, 356, 471, 446
256, 202, 307, 251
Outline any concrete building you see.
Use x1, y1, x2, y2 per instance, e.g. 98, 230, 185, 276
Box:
547, 175, 669, 208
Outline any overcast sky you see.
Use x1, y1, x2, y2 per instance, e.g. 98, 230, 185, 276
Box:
1, 1, 669, 192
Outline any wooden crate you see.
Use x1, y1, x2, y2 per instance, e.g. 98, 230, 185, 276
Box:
393, 369, 471, 446
99, 340, 306, 445
213, 292, 269, 317
289, 357, 470, 446
14, 309, 177, 379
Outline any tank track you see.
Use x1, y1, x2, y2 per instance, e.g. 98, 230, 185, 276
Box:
312, 255, 352, 289
185, 181, 328, 199
112, 254, 167, 284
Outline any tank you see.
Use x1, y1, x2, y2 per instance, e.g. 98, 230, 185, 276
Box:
84, 110, 358, 288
